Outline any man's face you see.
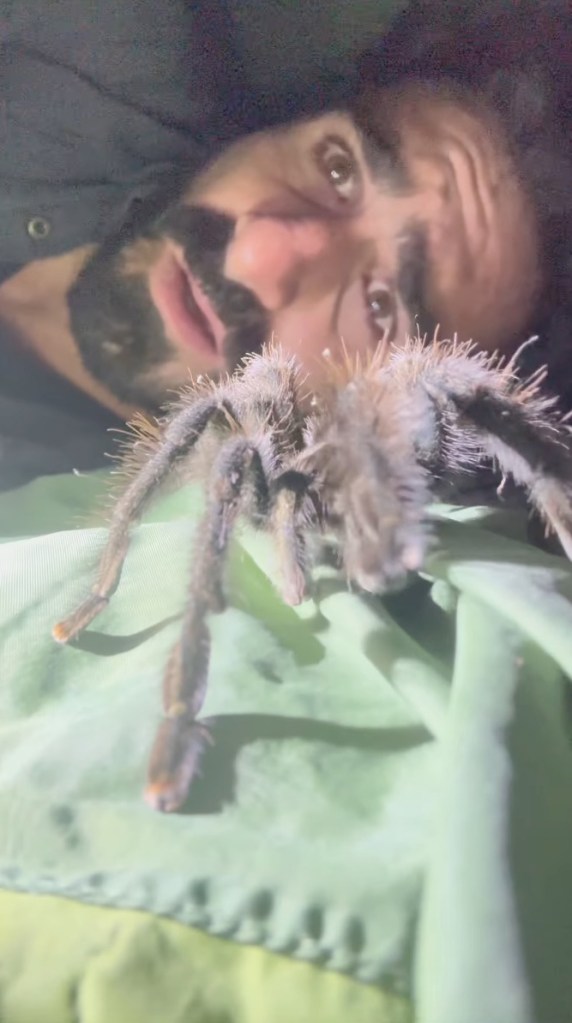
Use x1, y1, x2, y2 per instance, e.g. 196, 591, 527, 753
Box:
68, 83, 540, 408
68, 100, 425, 408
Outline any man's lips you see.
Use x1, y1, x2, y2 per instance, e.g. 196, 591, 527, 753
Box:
148, 239, 409, 378
148, 243, 228, 361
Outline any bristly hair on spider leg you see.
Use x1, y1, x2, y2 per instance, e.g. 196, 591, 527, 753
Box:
296, 344, 433, 594
270, 468, 320, 605
144, 636, 213, 813
52, 347, 302, 647
226, 344, 317, 606
383, 333, 541, 478
142, 396, 309, 813
449, 375, 572, 558
394, 333, 572, 557
51, 383, 238, 645
142, 348, 318, 812
53, 343, 317, 813
50, 333, 572, 815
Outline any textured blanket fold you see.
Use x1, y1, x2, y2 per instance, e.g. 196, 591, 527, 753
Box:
1, 472, 571, 1023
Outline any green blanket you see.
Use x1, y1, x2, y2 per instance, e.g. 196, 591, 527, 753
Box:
1, 472, 572, 1023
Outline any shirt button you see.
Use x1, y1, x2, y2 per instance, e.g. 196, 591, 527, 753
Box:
27, 216, 52, 240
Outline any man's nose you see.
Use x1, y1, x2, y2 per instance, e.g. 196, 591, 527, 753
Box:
223, 214, 332, 311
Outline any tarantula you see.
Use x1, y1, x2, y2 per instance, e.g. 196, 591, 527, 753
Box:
53, 335, 572, 812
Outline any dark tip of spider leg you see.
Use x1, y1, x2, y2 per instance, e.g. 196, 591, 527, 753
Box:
52, 594, 109, 644
145, 606, 214, 812
144, 715, 213, 813
531, 478, 572, 560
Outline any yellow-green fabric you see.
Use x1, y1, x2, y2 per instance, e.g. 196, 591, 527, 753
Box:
1, 472, 572, 1023
0, 891, 410, 1023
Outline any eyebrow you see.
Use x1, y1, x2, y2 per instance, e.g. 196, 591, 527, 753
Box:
396, 221, 436, 337
351, 115, 411, 193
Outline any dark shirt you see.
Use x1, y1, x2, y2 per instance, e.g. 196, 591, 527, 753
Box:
0, 0, 255, 285
0, 1, 254, 490
0, 326, 122, 492
0, 2, 367, 491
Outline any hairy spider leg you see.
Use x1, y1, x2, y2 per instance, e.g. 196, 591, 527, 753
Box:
449, 387, 572, 558
271, 469, 318, 605
144, 436, 272, 812
294, 380, 431, 593
52, 395, 236, 644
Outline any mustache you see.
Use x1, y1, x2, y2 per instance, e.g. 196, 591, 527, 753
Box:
156, 205, 271, 368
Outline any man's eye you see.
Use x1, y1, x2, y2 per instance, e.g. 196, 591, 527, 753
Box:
315, 137, 360, 203
365, 277, 396, 344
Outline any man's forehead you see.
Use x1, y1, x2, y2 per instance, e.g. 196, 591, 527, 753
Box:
185, 108, 369, 202
278, 107, 362, 141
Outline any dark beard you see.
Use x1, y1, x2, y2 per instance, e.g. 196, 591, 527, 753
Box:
160, 206, 271, 372
68, 193, 269, 410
